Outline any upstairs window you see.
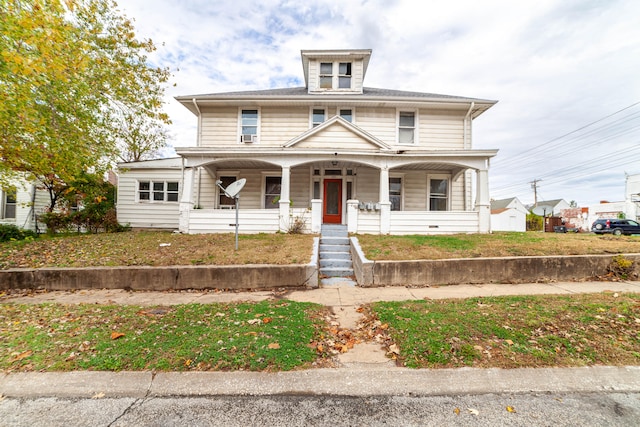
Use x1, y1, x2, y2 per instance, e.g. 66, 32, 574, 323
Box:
240, 109, 259, 143
339, 108, 353, 122
312, 108, 326, 127
398, 111, 416, 144
138, 181, 179, 203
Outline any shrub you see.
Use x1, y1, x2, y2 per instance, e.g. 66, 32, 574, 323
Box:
0, 224, 38, 243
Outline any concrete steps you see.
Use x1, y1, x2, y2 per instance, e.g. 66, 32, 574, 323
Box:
319, 225, 354, 280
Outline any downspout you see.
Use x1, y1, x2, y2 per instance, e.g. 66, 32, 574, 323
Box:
464, 102, 475, 211
192, 98, 203, 208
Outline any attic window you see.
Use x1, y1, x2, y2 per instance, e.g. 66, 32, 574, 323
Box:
319, 63, 333, 89
338, 63, 351, 88
318, 62, 352, 90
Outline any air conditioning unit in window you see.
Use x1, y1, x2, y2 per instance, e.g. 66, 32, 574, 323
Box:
241, 134, 257, 143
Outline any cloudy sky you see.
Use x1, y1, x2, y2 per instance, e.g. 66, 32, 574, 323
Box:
119, 0, 640, 207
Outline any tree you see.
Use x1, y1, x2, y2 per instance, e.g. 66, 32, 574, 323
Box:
116, 112, 169, 162
0, 0, 171, 211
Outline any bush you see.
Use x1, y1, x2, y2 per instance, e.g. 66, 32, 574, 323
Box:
0, 224, 38, 243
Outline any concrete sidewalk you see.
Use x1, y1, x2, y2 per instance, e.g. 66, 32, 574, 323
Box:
1, 280, 640, 399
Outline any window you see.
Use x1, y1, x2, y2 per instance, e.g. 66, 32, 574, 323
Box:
339, 108, 353, 122
319, 63, 333, 89
429, 178, 449, 211
264, 176, 281, 209
318, 61, 352, 90
240, 109, 258, 142
389, 177, 402, 211
399, 111, 415, 144
2, 189, 16, 219
138, 181, 179, 202
338, 63, 352, 88
218, 176, 237, 207
312, 108, 326, 127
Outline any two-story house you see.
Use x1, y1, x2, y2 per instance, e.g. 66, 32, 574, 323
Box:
118, 49, 498, 234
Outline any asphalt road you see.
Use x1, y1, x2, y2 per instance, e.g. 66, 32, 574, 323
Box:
2, 392, 639, 426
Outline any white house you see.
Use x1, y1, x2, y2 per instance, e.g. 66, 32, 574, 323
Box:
0, 177, 49, 231
490, 197, 527, 232
122, 49, 498, 235
588, 173, 640, 224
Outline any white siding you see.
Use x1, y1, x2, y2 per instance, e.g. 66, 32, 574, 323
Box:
117, 168, 182, 229
420, 110, 465, 149
389, 211, 479, 235
261, 107, 309, 145
354, 167, 379, 204
354, 107, 397, 145
200, 108, 238, 147
188, 209, 280, 234
298, 124, 379, 150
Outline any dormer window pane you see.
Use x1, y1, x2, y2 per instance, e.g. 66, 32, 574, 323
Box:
338, 62, 351, 88
320, 62, 333, 89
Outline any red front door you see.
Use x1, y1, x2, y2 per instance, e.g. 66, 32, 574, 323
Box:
323, 179, 342, 224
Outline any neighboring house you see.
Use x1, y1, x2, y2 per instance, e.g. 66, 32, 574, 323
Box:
588, 173, 640, 225
0, 176, 49, 231
528, 199, 571, 217
116, 158, 185, 229
126, 49, 498, 234
490, 197, 527, 232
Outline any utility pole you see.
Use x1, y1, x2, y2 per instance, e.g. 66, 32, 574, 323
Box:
530, 179, 542, 207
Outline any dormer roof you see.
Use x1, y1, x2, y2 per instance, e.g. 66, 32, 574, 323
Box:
300, 49, 372, 89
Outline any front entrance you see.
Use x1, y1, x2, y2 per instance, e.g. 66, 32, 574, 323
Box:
323, 179, 342, 223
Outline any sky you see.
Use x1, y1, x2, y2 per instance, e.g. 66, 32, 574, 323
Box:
118, 0, 640, 207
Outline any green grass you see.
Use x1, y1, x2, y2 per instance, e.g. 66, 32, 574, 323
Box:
0, 300, 328, 372
370, 293, 640, 368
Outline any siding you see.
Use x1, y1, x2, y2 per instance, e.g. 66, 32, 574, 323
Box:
200, 108, 238, 147
298, 124, 379, 150
354, 107, 397, 145
389, 211, 479, 235
354, 167, 379, 204
117, 169, 182, 229
189, 209, 280, 234
261, 107, 309, 145
419, 110, 465, 149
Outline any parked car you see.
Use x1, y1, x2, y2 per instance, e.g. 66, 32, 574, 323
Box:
591, 218, 640, 235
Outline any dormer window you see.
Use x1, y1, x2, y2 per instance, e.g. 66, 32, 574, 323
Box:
318, 61, 352, 90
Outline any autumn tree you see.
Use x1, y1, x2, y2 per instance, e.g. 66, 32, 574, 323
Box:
0, 0, 171, 211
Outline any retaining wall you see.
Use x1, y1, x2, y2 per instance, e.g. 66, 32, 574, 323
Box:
351, 237, 640, 287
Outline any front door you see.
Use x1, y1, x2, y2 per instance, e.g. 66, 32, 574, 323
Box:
323, 179, 342, 224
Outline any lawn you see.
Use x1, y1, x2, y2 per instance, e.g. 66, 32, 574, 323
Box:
367, 293, 640, 369
356, 232, 640, 260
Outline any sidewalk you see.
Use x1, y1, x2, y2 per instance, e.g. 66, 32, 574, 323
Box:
2, 280, 640, 398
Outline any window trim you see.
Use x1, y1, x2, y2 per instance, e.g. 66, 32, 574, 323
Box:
1, 188, 17, 220
427, 174, 450, 211
238, 107, 261, 143
397, 109, 418, 145
389, 174, 404, 211
317, 61, 353, 90
137, 180, 180, 203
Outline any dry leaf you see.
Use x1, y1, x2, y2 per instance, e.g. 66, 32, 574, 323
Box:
506, 406, 516, 413
468, 408, 479, 416
110, 332, 125, 340
247, 319, 261, 325
453, 408, 460, 415
92, 392, 105, 399
262, 317, 272, 324
268, 342, 280, 349
11, 350, 33, 362
388, 344, 400, 354
505, 339, 514, 346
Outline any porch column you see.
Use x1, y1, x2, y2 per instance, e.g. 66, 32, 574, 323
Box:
379, 167, 391, 234
475, 168, 491, 233
279, 166, 291, 232
347, 199, 359, 233
311, 199, 322, 233
179, 167, 195, 233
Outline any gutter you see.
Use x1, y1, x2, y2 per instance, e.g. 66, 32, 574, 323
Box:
463, 101, 474, 149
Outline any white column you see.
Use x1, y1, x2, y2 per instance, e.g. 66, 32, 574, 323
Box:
475, 168, 491, 233
279, 166, 291, 232
379, 167, 390, 234
179, 167, 195, 233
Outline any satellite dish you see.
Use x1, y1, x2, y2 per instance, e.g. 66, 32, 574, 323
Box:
532, 206, 547, 216
223, 178, 246, 198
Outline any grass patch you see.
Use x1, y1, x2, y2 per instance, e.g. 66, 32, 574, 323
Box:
0, 300, 328, 372
357, 232, 640, 260
0, 231, 314, 269
369, 293, 640, 368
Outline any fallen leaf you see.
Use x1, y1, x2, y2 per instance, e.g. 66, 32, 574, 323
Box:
65, 352, 77, 361
247, 319, 261, 325
92, 392, 105, 399
262, 317, 272, 324
453, 408, 460, 415
110, 332, 125, 340
10, 350, 32, 362
316, 344, 324, 352
388, 344, 400, 354
468, 408, 479, 416
506, 406, 516, 413
505, 339, 514, 346
268, 342, 280, 349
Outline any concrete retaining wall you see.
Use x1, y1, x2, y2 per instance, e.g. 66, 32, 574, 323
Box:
351, 237, 640, 287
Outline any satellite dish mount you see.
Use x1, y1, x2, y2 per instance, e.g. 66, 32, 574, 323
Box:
216, 178, 246, 250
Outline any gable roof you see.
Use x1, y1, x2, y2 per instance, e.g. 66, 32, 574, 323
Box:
491, 197, 519, 210
284, 116, 391, 150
